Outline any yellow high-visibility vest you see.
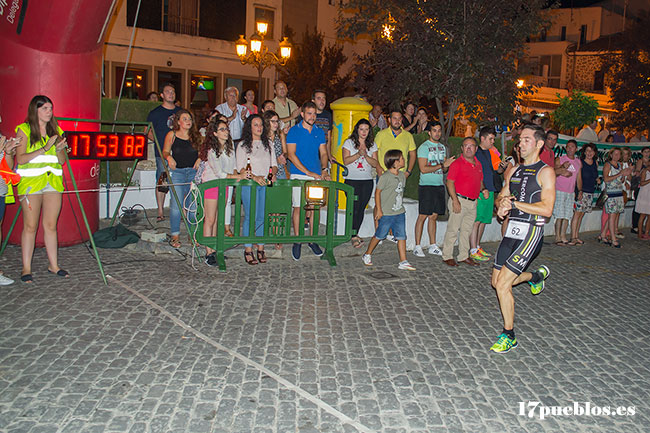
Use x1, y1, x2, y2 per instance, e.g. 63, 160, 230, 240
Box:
15, 123, 64, 195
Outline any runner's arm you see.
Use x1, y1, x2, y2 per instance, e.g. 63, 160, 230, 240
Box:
511, 165, 556, 218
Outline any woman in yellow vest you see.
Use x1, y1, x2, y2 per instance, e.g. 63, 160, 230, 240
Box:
0, 113, 19, 285
14, 95, 69, 283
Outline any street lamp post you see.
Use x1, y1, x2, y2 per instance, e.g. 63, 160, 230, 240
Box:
235, 21, 292, 103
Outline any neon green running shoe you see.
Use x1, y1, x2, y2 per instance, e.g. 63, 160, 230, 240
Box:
470, 252, 489, 262
490, 333, 518, 353
477, 247, 492, 257
528, 265, 550, 295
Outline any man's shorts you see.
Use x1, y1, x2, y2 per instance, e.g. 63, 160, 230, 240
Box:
475, 191, 495, 224
418, 185, 446, 216
575, 192, 594, 213
494, 221, 544, 276
290, 173, 315, 207
553, 190, 574, 220
374, 213, 406, 240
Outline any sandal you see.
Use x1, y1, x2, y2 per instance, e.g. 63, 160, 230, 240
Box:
256, 250, 267, 263
611, 241, 621, 248
169, 236, 181, 249
554, 240, 568, 246
20, 274, 33, 283
224, 228, 234, 237
156, 215, 165, 222
244, 250, 258, 265
572, 238, 584, 245
48, 269, 70, 278
351, 237, 364, 248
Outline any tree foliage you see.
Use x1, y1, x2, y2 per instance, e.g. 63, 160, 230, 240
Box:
278, 27, 351, 106
551, 90, 599, 132
338, 0, 549, 140
601, 11, 650, 130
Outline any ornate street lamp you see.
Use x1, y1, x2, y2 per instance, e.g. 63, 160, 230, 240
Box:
235, 20, 292, 102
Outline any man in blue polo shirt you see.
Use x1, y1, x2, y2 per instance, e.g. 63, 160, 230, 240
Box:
287, 101, 331, 260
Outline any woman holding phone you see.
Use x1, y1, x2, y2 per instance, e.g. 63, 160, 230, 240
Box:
14, 95, 69, 283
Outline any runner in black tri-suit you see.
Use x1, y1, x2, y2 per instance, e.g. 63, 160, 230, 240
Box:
490, 124, 556, 353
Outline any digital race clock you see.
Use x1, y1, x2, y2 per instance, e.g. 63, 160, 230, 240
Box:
65, 131, 148, 160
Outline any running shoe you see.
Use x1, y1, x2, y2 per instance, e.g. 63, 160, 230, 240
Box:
362, 254, 372, 266
386, 234, 397, 243
490, 333, 518, 353
292, 243, 301, 261
477, 247, 492, 257
0, 274, 14, 285
428, 244, 443, 256
308, 242, 324, 256
413, 246, 425, 257
470, 252, 489, 262
398, 261, 416, 271
204, 253, 217, 267
528, 265, 550, 295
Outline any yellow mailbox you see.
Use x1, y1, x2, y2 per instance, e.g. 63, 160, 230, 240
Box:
329, 97, 373, 207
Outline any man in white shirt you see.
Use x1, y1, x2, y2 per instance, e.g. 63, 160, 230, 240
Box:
576, 120, 599, 142
216, 87, 247, 141
369, 104, 388, 130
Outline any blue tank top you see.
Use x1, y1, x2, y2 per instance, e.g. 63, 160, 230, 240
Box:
581, 159, 598, 193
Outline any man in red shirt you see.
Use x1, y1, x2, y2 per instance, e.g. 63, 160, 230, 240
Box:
539, 129, 557, 167
442, 137, 489, 266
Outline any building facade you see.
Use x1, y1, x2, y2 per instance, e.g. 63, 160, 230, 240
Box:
103, 0, 368, 120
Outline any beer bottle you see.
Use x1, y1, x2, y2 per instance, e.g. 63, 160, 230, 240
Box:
245, 158, 252, 179
267, 167, 274, 187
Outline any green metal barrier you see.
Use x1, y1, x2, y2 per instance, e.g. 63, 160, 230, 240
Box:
193, 178, 357, 271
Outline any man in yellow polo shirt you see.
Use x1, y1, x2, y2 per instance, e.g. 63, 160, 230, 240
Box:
375, 109, 417, 177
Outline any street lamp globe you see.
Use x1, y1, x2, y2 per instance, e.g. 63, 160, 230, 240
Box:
256, 20, 269, 37
279, 37, 292, 60
236, 35, 248, 57
250, 32, 262, 53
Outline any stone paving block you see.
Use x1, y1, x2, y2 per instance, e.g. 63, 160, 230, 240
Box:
0, 236, 648, 432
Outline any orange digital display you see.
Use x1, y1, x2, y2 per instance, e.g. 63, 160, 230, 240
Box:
66, 132, 147, 160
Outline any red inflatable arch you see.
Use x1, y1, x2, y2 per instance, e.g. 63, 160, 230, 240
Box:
0, 0, 114, 246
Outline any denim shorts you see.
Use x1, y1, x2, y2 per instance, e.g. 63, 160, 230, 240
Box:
374, 213, 406, 240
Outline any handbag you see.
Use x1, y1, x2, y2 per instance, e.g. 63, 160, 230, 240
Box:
157, 171, 169, 193
194, 159, 206, 184
595, 190, 608, 208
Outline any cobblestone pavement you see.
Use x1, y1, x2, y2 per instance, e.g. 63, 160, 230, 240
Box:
0, 230, 648, 433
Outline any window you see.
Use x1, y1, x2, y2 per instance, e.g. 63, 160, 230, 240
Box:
127, 0, 245, 41
115, 67, 148, 100
540, 28, 546, 42
560, 26, 566, 41
255, 7, 275, 39
580, 25, 587, 45
164, 0, 199, 36
539, 55, 562, 88
594, 70, 604, 91
190, 74, 217, 122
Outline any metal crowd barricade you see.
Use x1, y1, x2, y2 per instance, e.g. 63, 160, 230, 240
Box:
193, 178, 356, 271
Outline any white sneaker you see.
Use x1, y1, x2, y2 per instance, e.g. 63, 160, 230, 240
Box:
413, 245, 425, 257
0, 274, 14, 285
362, 254, 373, 266
398, 261, 416, 271
428, 244, 443, 256
386, 234, 397, 243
